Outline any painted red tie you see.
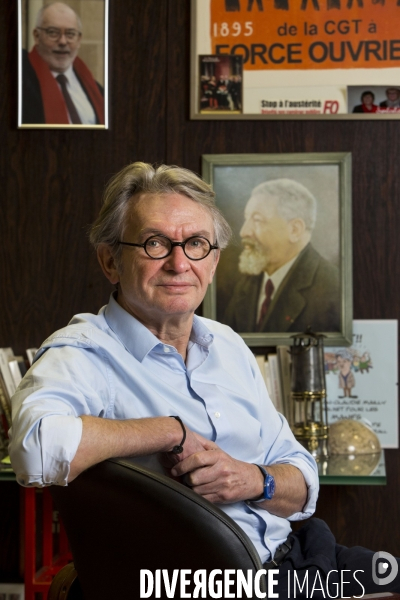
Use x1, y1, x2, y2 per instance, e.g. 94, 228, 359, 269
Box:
257, 279, 274, 331
56, 74, 82, 124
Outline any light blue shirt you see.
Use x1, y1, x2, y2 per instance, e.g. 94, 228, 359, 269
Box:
9, 293, 319, 563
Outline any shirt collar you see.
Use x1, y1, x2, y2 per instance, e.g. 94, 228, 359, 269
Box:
189, 315, 214, 349
266, 253, 298, 292
50, 65, 74, 80
103, 293, 214, 362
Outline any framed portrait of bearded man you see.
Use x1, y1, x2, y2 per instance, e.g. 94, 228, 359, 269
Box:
202, 152, 352, 346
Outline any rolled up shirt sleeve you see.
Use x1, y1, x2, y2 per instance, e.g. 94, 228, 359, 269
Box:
265, 413, 319, 521
9, 338, 111, 487
10, 391, 84, 488
250, 352, 319, 521
9, 400, 83, 487
41, 415, 82, 486
289, 460, 319, 520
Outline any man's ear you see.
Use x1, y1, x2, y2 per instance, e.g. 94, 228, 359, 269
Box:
208, 249, 220, 283
97, 244, 120, 284
288, 218, 306, 243
33, 29, 40, 44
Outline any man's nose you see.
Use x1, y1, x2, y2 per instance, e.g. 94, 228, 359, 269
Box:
58, 32, 68, 44
163, 245, 190, 272
240, 218, 252, 238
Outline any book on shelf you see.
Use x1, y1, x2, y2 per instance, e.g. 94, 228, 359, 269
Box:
0, 352, 12, 432
254, 349, 293, 422
26, 347, 38, 366
263, 360, 272, 399
1, 347, 14, 360
8, 358, 23, 389
254, 354, 272, 399
254, 354, 264, 372
0, 375, 11, 429
0, 347, 34, 436
254, 353, 284, 413
0, 348, 17, 399
276, 345, 293, 427
0, 418, 9, 453
0, 583, 24, 598
255, 354, 267, 384
0, 385, 10, 453
0, 349, 30, 398
267, 354, 284, 414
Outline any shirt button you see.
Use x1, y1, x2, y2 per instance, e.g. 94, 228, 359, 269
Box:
214, 411, 221, 418
164, 346, 170, 353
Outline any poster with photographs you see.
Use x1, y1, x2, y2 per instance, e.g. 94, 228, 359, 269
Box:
191, 0, 400, 119
348, 85, 400, 114
199, 55, 243, 114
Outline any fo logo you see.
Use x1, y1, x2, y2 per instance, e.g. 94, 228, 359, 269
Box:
372, 551, 398, 586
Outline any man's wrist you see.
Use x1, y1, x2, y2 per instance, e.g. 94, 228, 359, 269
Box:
169, 416, 186, 454
249, 464, 276, 502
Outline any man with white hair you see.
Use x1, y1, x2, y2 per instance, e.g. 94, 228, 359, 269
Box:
224, 178, 340, 333
22, 2, 104, 125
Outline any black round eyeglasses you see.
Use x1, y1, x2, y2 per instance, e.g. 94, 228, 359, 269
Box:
117, 234, 219, 261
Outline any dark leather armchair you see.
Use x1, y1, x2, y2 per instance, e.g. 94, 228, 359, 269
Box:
49, 457, 265, 600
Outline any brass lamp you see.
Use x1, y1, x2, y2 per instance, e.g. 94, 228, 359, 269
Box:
290, 329, 329, 459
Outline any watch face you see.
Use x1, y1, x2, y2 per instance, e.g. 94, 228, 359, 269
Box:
265, 475, 275, 499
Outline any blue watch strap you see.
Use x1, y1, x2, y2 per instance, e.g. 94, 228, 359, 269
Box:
252, 464, 276, 502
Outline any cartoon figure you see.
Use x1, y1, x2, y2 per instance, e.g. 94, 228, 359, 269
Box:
352, 354, 360, 372
336, 349, 358, 398
359, 352, 372, 373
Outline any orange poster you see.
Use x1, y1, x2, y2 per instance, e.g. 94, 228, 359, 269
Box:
210, 0, 400, 71
192, 0, 400, 116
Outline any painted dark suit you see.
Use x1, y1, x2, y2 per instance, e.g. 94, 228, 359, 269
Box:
223, 243, 340, 333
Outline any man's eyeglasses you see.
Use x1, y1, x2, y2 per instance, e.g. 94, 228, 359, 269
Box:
117, 235, 219, 261
37, 27, 81, 41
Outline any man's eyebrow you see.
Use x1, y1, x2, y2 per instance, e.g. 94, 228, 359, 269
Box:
245, 210, 264, 219
138, 228, 214, 239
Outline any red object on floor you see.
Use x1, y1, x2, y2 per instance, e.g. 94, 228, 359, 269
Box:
23, 487, 72, 600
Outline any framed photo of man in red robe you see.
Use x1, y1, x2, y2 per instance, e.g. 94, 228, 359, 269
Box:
202, 152, 352, 346
18, 0, 108, 129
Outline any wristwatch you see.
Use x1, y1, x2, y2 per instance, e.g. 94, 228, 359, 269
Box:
252, 464, 276, 502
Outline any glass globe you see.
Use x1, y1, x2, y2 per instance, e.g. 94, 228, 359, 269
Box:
328, 419, 381, 455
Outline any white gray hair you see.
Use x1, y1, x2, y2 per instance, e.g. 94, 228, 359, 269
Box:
35, 2, 82, 31
251, 178, 317, 231
89, 162, 232, 264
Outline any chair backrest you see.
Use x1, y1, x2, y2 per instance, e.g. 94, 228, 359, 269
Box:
51, 457, 265, 600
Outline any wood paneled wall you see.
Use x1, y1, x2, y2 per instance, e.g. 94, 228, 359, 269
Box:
0, 0, 399, 578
